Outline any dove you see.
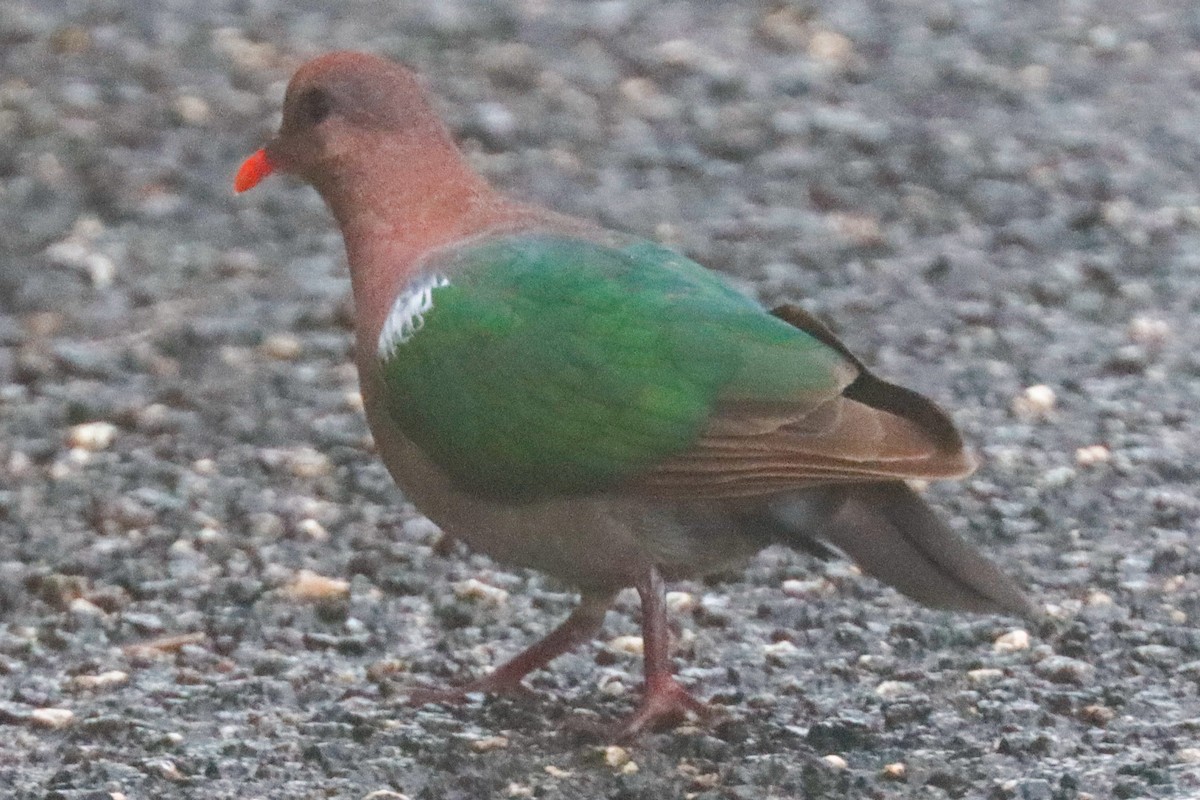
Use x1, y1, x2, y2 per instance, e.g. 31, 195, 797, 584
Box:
236, 51, 1033, 738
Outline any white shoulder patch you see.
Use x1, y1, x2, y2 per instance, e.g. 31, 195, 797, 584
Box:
377, 273, 451, 360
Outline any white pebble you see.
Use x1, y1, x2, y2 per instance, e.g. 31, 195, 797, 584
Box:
763, 640, 799, 661
71, 670, 129, 690
68, 597, 105, 617
1128, 316, 1170, 346
993, 629, 1031, 653
285, 447, 331, 478
822, 754, 848, 770
261, 333, 303, 360
607, 635, 644, 656
67, 421, 117, 451
966, 668, 1004, 685
297, 518, 329, 541
285, 569, 349, 601
172, 94, 211, 125
665, 591, 696, 613
1075, 445, 1111, 467
31, 708, 74, 729
782, 578, 833, 598
470, 735, 509, 752
874, 680, 915, 698
597, 674, 627, 696
452, 578, 509, 606
1012, 385, 1056, 419
602, 745, 631, 768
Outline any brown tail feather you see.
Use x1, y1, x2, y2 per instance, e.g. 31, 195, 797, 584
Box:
770, 482, 1036, 618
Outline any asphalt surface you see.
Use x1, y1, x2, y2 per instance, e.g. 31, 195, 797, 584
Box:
3, 1, 1200, 798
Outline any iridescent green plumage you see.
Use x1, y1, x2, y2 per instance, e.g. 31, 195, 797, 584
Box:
376, 234, 849, 499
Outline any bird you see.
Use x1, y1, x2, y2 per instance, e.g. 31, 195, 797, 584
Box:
235, 51, 1035, 739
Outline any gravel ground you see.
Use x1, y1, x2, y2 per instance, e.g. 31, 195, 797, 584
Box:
3, 1, 1200, 798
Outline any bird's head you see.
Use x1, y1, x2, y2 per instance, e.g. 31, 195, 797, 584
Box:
235, 51, 446, 194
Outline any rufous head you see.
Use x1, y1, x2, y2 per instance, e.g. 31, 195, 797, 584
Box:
235, 51, 450, 194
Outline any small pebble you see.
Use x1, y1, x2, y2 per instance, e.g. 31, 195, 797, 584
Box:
149, 759, 185, 781
781, 578, 833, 598
471, 735, 509, 752
67, 421, 117, 451
607, 635, 644, 656
71, 670, 129, 691
123, 632, 206, 658
602, 745, 631, 768
993, 629, 1031, 653
192, 458, 217, 475
172, 94, 211, 125
452, 578, 509, 605
875, 680, 915, 698
1075, 445, 1111, 467
1034, 655, 1095, 685
665, 591, 696, 613
881, 762, 907, 781
285, 447, 331, 478
296, 518, 329, 541
1127, 316, 1170, 347
758, 7, 807, 49
543, 765, 573, 779
967, 668, 1004, 685
285, 570, 349, 601
597, 674, 627, 696
1039, 466, 1076, 487
362, 792, 411, 800
1012, 385, 1056, 419
30, 708, 74, 729
1079, 704, 1115, 726
68, 597, 105, 617
763, 639, 799, 663
822, 754, 848, 770
261, 333, 303, 360
1178, 748, 1200, 764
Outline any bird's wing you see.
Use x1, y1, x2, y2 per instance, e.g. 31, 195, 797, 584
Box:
375, 233, 969, 501
635, 304, 974, 499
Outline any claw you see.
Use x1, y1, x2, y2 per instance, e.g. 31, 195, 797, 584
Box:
613, 674, 710, 740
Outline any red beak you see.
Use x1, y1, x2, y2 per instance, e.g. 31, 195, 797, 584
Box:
234, 148, 274, 193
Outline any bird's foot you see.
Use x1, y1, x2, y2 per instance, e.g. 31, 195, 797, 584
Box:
612, 674, 710, 741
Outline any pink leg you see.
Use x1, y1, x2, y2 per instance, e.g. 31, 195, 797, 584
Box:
407, 591, 614, 704
614, 567, 709, 739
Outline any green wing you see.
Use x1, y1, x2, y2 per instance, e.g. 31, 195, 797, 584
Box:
375, 233, 852, 500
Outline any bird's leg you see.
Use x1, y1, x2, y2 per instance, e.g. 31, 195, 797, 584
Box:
614, 567, 709, 739
406, 591, 615, 705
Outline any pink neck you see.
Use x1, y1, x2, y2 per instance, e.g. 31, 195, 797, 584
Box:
317, 139, 502, 349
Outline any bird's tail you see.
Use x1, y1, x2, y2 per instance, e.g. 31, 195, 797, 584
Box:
767, 481, 1036, 618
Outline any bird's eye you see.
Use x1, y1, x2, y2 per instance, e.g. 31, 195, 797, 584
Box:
299, 88, 333, 125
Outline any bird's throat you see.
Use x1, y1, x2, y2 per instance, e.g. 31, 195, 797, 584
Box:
317, 147, 500, 355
